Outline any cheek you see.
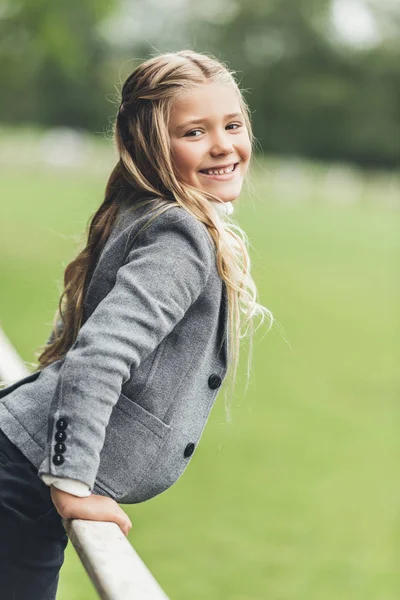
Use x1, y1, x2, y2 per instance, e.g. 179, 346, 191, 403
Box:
171, 145, 199, 178
241, 135, 252, 161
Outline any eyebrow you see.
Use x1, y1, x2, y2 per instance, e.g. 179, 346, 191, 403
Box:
176, 112, 243, 131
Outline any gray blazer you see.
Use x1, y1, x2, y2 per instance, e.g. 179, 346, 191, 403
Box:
0, 199, 228, 504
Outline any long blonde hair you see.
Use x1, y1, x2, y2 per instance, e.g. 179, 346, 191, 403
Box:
36, 50, 274, 418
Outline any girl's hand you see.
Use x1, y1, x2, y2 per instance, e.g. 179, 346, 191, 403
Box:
50, 485, 132, 537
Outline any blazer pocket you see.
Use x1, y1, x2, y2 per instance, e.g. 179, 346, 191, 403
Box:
0, 370, 41, 400
95, 393, 172, 499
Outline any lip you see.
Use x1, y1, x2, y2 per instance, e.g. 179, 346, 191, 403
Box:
198, 162, 239, 181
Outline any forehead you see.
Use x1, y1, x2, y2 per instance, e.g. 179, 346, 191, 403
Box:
169, 82, 242, 124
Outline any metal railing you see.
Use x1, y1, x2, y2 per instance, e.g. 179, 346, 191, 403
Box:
0, 326, 170, 600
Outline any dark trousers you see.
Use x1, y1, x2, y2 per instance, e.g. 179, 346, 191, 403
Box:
0, 426, 69, 599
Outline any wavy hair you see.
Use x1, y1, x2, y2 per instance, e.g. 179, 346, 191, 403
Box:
36, 49, 274, 418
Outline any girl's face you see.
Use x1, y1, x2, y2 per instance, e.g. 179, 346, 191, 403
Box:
168, 82, 252, 203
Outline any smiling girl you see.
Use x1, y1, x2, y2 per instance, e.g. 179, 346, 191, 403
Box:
0, 50, 273, 599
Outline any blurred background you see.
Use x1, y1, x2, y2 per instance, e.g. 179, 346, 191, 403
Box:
0, 0, 399, 599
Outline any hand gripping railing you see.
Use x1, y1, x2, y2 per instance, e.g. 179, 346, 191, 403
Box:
0, 326, 170, 600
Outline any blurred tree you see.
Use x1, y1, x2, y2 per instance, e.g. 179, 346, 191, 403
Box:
0, 0, 118, 129
184, 0, 400, 167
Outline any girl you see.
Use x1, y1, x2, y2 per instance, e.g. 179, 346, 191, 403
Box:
0, 49, 273, 599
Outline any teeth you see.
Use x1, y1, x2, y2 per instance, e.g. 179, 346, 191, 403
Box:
204, 164, 235, 175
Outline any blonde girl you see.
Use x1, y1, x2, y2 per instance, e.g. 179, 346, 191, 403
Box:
0, 49, 272, 599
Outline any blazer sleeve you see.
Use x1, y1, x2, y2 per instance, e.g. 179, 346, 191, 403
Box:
38, 208, 213, 490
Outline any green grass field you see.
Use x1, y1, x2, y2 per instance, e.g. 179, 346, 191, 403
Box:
0, 140, 399, 599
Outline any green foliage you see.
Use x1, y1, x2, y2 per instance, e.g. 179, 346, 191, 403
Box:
0, 0, 118, 129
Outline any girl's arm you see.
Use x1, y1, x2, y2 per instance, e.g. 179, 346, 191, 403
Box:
39, 209, 213, 494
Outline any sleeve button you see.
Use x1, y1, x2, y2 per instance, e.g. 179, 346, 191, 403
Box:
54, 443, 66, 454
55, 431, 67, 442
56, 417, 69, 430
52, 454, 65, 466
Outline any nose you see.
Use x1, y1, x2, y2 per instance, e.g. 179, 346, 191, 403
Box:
209, 131, 234, 157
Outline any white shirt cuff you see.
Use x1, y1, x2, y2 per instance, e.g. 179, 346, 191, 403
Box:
41, 474, 91, 497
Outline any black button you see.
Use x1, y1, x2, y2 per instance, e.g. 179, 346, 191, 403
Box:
208, 374, 222, 389
54, 443, 66, 454
55, 431, 67, 442
56, 417, 68, 430
52, 454, 65, 466
184, 442, 195, 458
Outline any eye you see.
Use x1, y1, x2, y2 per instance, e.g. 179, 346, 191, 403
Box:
227, 123, 243, 130
185, 129, 203, 137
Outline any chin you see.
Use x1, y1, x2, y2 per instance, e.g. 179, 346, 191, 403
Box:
207, 185, 242, 203
219, 188, 242, 203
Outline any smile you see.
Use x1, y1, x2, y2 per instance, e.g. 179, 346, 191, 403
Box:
198, 162, 239, 180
